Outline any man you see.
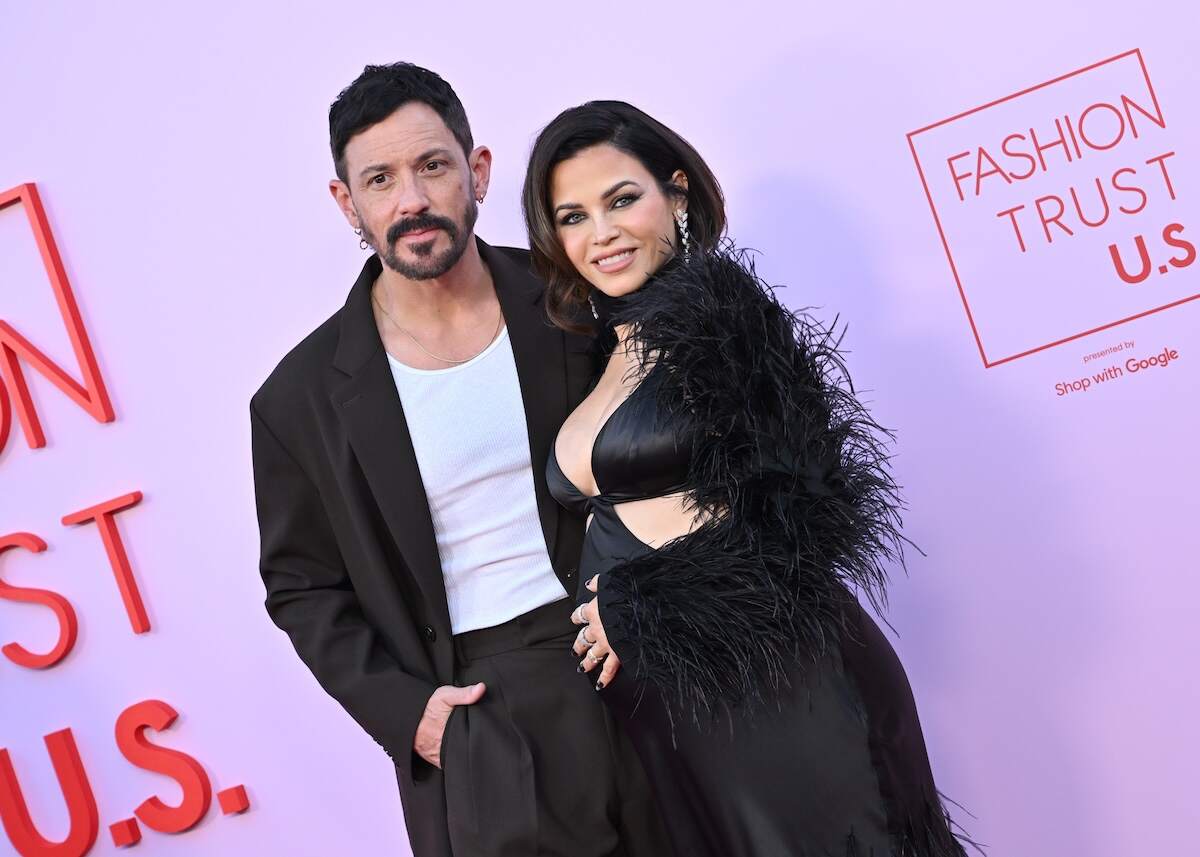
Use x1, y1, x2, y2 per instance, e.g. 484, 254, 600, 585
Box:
249, 64, 670, 856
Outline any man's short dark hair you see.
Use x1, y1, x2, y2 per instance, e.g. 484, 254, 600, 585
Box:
328, 62, 474, 185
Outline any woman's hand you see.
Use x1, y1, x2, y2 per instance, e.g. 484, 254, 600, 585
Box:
571, 575, 621, 689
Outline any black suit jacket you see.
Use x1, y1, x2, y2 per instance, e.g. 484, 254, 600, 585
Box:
249, 238, 594, 857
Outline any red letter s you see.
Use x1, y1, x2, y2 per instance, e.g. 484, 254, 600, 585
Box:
115, 700, 212, 833
0, 533, 78, 669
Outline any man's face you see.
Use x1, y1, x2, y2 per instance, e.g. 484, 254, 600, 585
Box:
336, 102, 482, 279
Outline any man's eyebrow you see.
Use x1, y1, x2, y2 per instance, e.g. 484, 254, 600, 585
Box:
358, 162, 392, 180
553, 180, 641, 215
411, 147, 454, 165
357, 148, 456, 180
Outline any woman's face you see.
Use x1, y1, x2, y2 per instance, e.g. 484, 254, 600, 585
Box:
549, 144, 686, 297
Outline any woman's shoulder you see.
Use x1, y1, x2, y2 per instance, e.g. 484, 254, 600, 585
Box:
618, 242, 818, 359
625, 242, 783, 320
612, 243, 832, 396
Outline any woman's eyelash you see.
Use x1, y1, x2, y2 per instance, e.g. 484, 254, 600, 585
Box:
559, 194, 642, 225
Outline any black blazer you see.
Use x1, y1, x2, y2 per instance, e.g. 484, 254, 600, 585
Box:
249, 238, 594, 857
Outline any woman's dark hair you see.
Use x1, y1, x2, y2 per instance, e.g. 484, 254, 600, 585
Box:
329, 62, 473, 185
522, 101, 726, 332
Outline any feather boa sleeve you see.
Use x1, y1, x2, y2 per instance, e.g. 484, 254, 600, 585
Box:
594, 241, 918, 722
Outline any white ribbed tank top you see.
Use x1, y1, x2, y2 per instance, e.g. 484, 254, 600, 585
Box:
386, 325, 567, 634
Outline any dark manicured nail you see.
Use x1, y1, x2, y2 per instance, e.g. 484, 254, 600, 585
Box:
577, 665, 585, 673
595, 680, 605, 691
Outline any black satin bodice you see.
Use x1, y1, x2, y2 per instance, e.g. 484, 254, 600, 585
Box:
547, 363, 693, 516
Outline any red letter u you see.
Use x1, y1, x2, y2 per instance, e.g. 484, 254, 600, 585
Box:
0, 729, 99, 856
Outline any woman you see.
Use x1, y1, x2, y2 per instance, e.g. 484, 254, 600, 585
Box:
522, 101, 974, 857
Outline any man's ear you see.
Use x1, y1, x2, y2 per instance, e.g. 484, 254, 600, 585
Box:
468, 146, 493, 201
329, 179, 359, 229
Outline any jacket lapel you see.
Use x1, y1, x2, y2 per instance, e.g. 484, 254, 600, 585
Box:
328, 252, 449, 624
328, 238, 568, 627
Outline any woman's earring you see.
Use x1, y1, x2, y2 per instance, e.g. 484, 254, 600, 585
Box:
354, 228, 369, 251
588, 294, 599, 320
675, 208, 691, 261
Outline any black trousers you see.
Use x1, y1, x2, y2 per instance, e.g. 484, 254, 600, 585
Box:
440, 598, 673, 857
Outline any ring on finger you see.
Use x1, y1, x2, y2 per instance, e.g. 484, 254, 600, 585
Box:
587, 649, 606, 663
582, 628, 596, 645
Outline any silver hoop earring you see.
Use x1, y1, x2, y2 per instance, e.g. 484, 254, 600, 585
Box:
675, 209, 691, 261
354, 227, 369, 251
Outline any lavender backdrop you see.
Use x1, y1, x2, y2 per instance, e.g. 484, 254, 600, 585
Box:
2, 2, 1196, 855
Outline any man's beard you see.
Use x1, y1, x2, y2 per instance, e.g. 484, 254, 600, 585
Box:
362, 199, 478, 279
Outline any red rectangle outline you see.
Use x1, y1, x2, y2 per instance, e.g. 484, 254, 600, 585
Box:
906, 47, 1199, 368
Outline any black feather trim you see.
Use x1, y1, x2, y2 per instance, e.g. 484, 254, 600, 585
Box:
836, 792, 983, 856
593, 240, 922, 724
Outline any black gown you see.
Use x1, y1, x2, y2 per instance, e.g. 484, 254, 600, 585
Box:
546, 361, 969, 857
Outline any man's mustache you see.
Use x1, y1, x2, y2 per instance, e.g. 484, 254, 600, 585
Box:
386, 214, 458, 245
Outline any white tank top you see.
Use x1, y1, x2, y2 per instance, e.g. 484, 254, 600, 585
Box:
386, 325, 567, 634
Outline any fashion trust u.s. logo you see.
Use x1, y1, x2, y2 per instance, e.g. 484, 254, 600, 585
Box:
0, 183, 251, 855
908, 48, 1197, 368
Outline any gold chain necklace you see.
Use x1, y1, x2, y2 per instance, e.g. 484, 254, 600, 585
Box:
372, 284, 503, 366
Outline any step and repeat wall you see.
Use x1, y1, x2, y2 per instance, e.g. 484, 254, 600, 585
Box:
2, 2, 1196, 855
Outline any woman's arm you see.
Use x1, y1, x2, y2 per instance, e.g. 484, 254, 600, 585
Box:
589, 243, 915, 722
